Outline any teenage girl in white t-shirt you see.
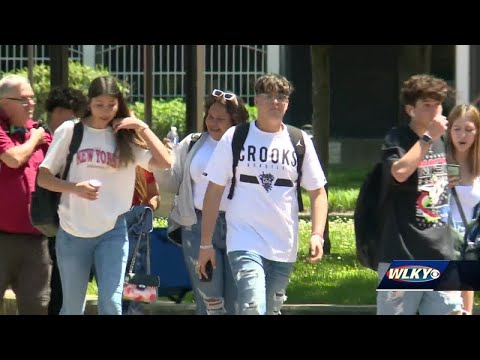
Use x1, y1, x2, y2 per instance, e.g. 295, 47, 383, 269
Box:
37, 76, 171, 315
447, 104, 480, 315
156, 90, 249, 315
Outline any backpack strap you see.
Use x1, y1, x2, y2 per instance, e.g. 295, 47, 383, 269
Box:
286, 125, 305, 212
452, 187, 469, 227
474, 201, 480, 220
61, 121, 84, 180
227, 122, 250, 200
187, 132, 203, 153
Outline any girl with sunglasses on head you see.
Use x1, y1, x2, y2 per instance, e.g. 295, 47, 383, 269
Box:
155, 89, 249, 315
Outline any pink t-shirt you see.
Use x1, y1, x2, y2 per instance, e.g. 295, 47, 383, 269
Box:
0, 111, 52, 235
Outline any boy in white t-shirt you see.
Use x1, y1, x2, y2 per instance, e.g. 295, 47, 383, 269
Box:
197, 74, 328, 315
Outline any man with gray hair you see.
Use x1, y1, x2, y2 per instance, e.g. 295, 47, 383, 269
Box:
0, 75, 52, 314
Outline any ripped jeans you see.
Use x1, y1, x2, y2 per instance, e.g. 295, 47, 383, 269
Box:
182, 209, 236, 315
228, 250, 293, 315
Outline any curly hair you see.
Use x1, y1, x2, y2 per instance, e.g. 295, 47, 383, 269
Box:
400, 74, 453, 106
255, 73, 294, 97
45, 87, 87, 116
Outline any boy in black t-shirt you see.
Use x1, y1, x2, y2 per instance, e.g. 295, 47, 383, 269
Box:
376, 74, 464, 315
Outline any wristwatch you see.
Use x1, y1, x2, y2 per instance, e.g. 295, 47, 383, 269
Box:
420, 133, 432, 145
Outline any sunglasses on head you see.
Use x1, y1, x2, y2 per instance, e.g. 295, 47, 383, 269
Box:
212, 89, 236, 101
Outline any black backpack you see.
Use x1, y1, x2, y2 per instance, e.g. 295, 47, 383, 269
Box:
187, 132, 203, 153
226, 122, 306, 211
168, 125, 306, 246
353, 161, 386, 271
30, 121, 84, 237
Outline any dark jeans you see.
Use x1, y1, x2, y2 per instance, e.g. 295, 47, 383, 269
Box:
0, 231, 51, 315
48, 237, 62, 315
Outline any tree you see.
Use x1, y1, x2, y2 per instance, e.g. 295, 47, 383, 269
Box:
311, 45, 331, 254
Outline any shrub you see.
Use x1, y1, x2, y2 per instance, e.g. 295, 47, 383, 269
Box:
130, 99, 186, 139
131, 99, 258, 139
247, 106, 258, 121
2, 61, 129, 121
2, 61, 259, 138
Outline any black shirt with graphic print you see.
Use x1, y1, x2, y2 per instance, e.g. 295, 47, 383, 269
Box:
378, 125, 456, 262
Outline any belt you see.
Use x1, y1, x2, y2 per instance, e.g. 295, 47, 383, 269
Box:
195, 208, 226, 215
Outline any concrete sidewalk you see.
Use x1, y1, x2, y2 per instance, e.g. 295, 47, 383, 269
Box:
4, 290, 477, 315
2, 290, 376, 315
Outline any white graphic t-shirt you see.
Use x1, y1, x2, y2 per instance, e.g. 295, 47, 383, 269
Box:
190, 134, 230, 212
40, 120, 152, 238
205, 122, 327, 262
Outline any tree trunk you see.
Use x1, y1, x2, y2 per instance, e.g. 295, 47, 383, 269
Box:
49, 45, 69, 88
310, 45, 331, 254
397, 45, 432, 125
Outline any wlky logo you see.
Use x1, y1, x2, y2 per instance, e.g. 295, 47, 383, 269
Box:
377, 260, 449, 291
386, 265, 441, 283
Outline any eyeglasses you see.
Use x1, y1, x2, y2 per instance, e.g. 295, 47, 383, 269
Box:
259, 93, 289, 103
4, 96, 36, 106
212, 89, 237, 101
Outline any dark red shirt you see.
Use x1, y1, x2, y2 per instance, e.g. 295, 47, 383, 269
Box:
0, 111, 52, 235
131, 169, 155, 206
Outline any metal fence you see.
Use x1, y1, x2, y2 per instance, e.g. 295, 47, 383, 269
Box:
204, 45, 266, 105
0, 45, 82, 71
96, 45, 267, 105
0, 45, 267, 105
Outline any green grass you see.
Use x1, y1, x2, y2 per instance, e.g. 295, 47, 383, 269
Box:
87, 280, 97, 295
328, 165, 370, 190
302, 188, 359, 213
301, 165, 369, 213
286, 218, 377, 305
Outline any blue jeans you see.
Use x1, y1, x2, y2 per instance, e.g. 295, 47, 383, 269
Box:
228, 250, 293, 315
182, 209, 236, 315
122, 206, 152, 315
56, 215, 129, 315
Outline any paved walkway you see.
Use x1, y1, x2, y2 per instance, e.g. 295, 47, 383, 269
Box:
2, 290, 376, 315
3, 290, 477, 315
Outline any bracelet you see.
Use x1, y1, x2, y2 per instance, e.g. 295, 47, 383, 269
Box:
200, 244, 214, 250
311, 233, 325, 245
